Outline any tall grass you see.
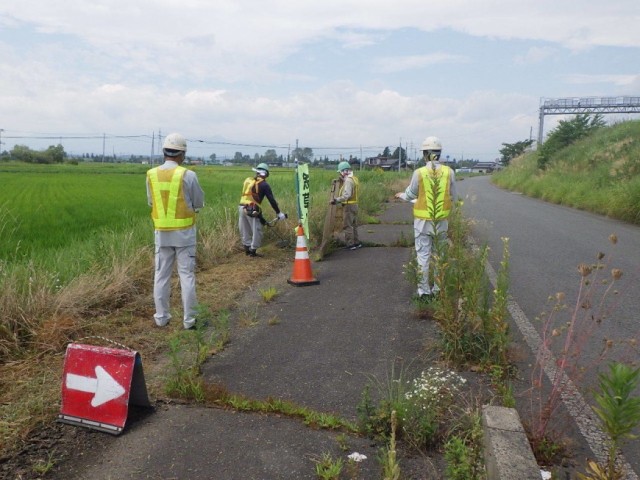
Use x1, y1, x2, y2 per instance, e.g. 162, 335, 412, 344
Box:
493, 119, 640, 224
0, 161, 403, 461
0, 163, 398, 360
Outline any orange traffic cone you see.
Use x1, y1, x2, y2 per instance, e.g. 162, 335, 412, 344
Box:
288, 224, 320, 286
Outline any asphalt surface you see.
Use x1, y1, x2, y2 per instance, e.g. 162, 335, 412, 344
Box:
55, 201, 448, 480
457, 176, 640, 477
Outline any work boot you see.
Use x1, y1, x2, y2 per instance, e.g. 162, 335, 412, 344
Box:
244, 245, 251, 255
248, 249, 262, 257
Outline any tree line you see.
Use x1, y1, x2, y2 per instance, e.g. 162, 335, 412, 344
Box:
0, 144, 399, 166
2, 141, 492, 168
500, 114, 606, 168
0, 144, 67, 164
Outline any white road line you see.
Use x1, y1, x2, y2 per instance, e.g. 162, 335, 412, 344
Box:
484, 257, 638, 480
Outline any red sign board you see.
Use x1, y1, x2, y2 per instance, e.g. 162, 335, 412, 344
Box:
58, 343, 150, 434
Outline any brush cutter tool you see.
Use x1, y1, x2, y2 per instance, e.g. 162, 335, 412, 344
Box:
267, 212, 288, 227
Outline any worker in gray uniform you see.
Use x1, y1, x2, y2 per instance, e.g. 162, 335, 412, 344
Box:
146, 132, 204, 329
331, 161, 361, 250
395, 136, 457, 299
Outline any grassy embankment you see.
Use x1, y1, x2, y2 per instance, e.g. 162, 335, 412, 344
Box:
492, 119, 640, 225
0, 161, 400, 458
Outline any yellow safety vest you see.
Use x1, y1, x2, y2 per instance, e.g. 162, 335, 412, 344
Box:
413, 165, 452, 220
147, 166, 195, 230
338, 176, 359, 204
239, 177, 263, 205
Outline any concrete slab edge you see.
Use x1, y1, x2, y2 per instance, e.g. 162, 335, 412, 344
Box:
482, 405, 541, 480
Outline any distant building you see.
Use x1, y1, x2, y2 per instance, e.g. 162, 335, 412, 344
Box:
363, 156, 407, 171
442, 158, 457, 169
470, 161, 502, 173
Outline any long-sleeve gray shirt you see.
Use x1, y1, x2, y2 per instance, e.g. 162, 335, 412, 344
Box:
146, 160, 205, 247
334, 176, 356, 203
397, 161, 457, 235
399, 161, 457, 203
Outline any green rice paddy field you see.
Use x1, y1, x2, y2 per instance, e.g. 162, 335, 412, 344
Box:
0, 162, 337, 264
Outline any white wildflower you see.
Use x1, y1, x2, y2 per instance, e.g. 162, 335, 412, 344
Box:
348, 452, 367, 463
404, 367, 466, 410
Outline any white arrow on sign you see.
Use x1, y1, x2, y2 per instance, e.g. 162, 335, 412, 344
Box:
66, 365, 126, 407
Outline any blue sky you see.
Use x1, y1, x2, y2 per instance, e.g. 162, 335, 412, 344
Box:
0, 1, 639, 162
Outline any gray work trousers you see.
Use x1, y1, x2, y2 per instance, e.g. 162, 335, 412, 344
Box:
341, 203, 359, 246
414, 218, 448, 296
238, 205, 264, 250
153, 244, 197, 329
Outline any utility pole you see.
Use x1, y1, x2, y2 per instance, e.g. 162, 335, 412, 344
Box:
150, 131, 155, 166
398, 137, 402, 172
0, 129, 4, 155
102, 133, 106, 163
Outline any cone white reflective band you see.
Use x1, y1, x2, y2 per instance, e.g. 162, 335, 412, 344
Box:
296, 235, 307, 248
295, 250, 310, 260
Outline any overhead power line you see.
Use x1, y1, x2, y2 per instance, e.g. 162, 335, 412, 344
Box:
1, 131, 503, 159
2, 132, 390, 153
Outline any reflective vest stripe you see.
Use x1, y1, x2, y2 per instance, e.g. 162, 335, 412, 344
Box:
339, 176, 359, 204
147, 166, 195, 230
239, 177, 263, 205
413, 166, 452, 220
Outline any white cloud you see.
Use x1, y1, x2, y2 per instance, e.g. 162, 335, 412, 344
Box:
0, 1, 638, 160
372, 53, 468, 73
333, 30, 382, 50
515, 46, 557, 65
562, 74, 640, 87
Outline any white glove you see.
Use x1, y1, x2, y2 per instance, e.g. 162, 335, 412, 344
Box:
277, 212, 286, 220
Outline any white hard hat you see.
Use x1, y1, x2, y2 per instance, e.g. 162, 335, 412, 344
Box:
421, 136, 442, 152
162, 133, 187, 156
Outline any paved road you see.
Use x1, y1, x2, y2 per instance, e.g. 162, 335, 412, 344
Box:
30, 179, 640, 479
50, 201, 449, 480
457, 175, 640, 477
